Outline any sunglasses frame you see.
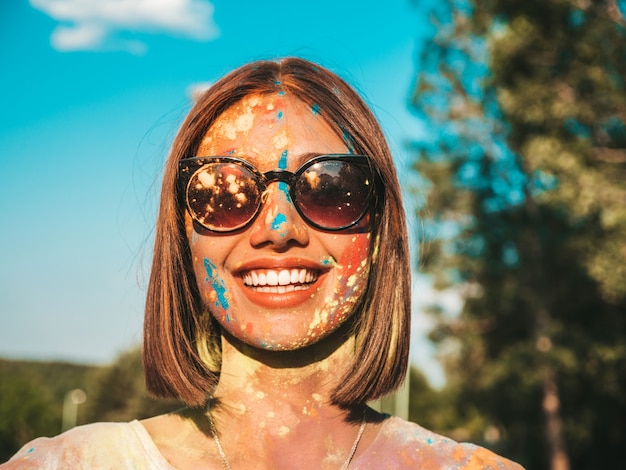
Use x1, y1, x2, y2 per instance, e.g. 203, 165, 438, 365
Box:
178, 154, 379, 233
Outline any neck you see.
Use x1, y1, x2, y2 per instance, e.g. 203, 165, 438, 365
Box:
213, 327, 356, 419
193, 326, 371, 469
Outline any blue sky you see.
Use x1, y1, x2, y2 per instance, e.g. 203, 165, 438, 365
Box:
0, 0, 447, 385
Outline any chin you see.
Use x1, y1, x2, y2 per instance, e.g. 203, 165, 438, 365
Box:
231, 322, 347, 352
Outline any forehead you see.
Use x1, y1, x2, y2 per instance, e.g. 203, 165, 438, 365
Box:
197, 93, 348, 165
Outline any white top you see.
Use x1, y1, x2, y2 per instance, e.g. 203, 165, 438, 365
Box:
2, 417, 524, 469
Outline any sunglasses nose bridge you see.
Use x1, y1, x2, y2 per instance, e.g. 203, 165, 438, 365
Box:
249, 170, 310, 248
260, 170, 296, 203
262, 169, 293, 185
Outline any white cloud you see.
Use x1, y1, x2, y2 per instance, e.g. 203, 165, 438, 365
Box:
187, 81, 212, 102
31, 0, 219, 53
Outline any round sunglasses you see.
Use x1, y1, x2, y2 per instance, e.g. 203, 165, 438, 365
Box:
178, 154, 379, 232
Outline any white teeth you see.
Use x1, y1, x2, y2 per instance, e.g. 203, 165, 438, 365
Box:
278, 270, 291, 286
266, 270, 279, 286
242, 268, 318, 291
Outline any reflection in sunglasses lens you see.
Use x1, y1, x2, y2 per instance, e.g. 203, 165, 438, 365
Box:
188, 164, 261, 231
186, 159, 372, 231
296, 161, 370, 229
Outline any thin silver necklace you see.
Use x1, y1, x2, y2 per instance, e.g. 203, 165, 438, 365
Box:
206, 408, 367, 470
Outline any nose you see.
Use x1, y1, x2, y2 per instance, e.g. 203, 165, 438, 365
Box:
248, 182, 309, 249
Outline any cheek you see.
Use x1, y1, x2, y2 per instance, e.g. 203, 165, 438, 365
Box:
335, 234, 371, 298
191, 254, 234, 326
338, 234, 370, 284
307, 234, 371, 338
201, 257, 231, 313
187, 228, 234, 324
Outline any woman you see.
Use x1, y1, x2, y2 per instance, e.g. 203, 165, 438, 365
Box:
3, 58, 523, 469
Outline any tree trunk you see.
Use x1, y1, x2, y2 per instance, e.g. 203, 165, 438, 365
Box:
542, 365, 570, 470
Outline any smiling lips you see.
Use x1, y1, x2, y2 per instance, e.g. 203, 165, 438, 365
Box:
242, 268, 319, 293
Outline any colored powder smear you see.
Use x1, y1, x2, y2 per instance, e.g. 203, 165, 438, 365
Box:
321, 257, 335, 266
277, 150, 291, 201
311, 103, 321, 115
203, 258, 230, 310
278, 149, 288, 169
341, 127, 356, 153
271, 213, 288, 232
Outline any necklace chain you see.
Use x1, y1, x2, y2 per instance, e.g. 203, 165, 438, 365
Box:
206, 408, 367, 470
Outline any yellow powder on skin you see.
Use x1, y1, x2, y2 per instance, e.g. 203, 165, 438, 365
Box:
272, 129, 289, 149
264, 204, 279, 225
308, 309, 322, 331
322, 256, 337, 267
247, 95, 262, 108
277, 426, 290, 438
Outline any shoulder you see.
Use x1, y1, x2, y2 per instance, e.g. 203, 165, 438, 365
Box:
1, 421, 173, 470
356, 416, 525, 470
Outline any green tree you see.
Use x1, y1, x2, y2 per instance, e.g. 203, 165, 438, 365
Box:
0, 359, 98, 461
0, 373, 57, 461
411, 0, 626, 469
85, 347, 182, 422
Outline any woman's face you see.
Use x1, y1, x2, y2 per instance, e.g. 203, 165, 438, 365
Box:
185, 93, 372, 350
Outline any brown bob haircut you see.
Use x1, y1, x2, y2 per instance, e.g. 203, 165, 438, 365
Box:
144, 57, 411, 407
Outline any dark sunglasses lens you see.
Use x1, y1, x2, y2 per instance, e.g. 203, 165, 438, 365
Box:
187, 163, 261, 231
295, 160, 372, 229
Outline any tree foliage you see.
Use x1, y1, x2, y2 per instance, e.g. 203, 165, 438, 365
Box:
0, 369, 57, 461
0, 359, 96, 461
411, 0, 626, 468
84, 347, 182, 422
0, 349, 181, 462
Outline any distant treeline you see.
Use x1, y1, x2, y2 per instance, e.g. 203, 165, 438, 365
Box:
0, 349, 182, 462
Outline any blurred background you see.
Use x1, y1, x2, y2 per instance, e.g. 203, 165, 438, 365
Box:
1, 1, 625, 468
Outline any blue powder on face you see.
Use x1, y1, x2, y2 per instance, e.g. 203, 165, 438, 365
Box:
278, 150, 288, 169
271, 213, 287, 233
277, 150, 291, 201
311, 103, 321, 115
277, 111, 283, 119
203, 258, 229, 310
